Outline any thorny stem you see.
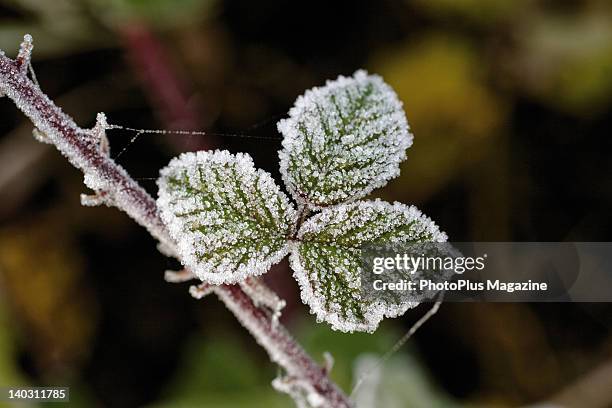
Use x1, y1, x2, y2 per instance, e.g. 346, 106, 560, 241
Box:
0, 36, 352, 408
218, 285, 350, 407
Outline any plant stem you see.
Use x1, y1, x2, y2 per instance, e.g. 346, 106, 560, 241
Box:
0, 38, 352, 408
218, 284, 350, 407
291, 205, 311, 240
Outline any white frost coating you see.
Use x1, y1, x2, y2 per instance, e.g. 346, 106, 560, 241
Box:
164, 269, 196, 283
157, 150, 298, 285
80, 192, 111, 207
2, 38, 354, 407
241, 277, 286, 328
189, 283, 213, 299
32, 128, 52, 144
212, 286, 309, 394
272, 376, 326, 408
91, 112, 110, 155
278, 70, 412, 209
0, 36, 177, 259
289, 199, 447, 333
16, 34, 33, 73
1, 45, 174, 245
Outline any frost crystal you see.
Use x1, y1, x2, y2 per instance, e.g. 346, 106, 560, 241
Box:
189, 282, 213, 299
272, 375, 326, 408
16, 34, 33, 73
289, 200, 447, 333
157, 150, 298, 285
241, 277, 286, 328
91, 112, 110, 155
32, 128, 51, 144
278, 70, 412, 209
164, 269, 196, 283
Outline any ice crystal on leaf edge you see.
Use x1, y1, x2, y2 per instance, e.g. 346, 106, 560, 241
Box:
290, 200, 447, 333
155, 71, 447, 333
277, 70, 413, 209
157, 150, 298, 285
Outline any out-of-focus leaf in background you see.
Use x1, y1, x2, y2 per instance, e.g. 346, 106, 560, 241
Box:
296, 321, 399, 391
0, 0, 112, 57
92, 0, 217, 28
353, 353, 460, 408
149, 333, 289, 407
1, 0, 611, 406
149, 319, 456, 408
0, 0, 218, 58
412, 0, 528, 26
371, 36, 506, 203
0, 212, 98, 379
508, 7, 612, 117
0, 302, 27, 386
301, 320, 463, 407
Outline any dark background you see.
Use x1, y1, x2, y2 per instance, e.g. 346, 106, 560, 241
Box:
1, 0, 611, 407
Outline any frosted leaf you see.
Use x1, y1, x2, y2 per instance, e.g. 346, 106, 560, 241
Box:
278, 70, 412, 209
290, 199, 447, 333
157, 150, 298, 285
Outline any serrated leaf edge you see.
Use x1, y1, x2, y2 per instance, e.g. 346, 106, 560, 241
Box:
289, 200, 447, 333
277, 70, 413, 209
157, 150, 297, 285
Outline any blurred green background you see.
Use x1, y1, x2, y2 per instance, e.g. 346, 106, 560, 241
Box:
1, 0, 612, 407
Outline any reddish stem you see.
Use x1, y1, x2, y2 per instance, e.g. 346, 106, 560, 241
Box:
0, 44, 351, 407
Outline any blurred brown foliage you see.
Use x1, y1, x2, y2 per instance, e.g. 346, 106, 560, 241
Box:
1, 0, 612, 407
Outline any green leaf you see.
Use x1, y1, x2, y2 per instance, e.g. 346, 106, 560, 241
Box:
278, 70, 412, 209
289, 200, 446, 333
157, 150, 297, 284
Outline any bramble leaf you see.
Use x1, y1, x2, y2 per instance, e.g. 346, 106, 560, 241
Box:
278, 70, 412, 209
157, 150, 297, 285
289, 200, 447, 333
